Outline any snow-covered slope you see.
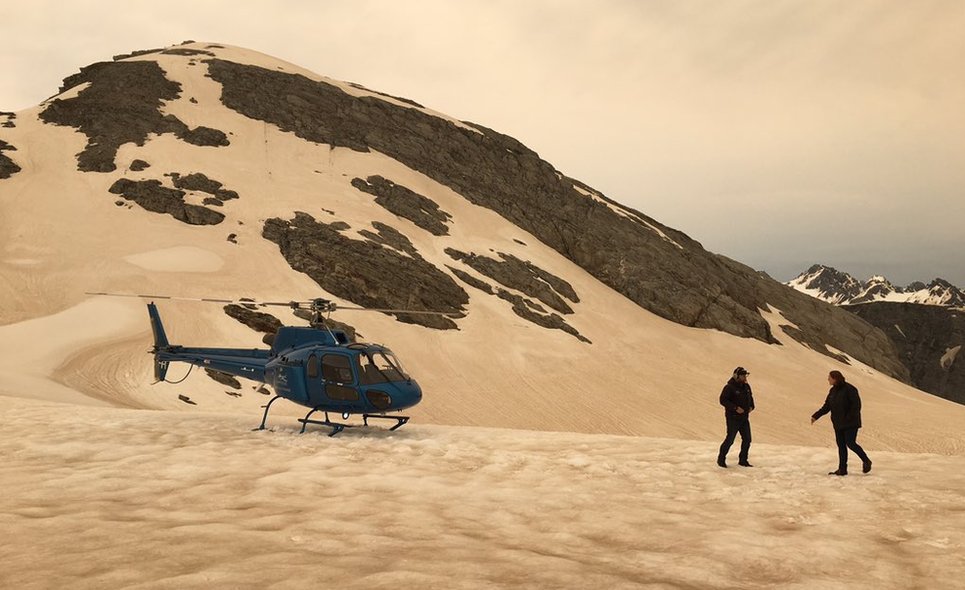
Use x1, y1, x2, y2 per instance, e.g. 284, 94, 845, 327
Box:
2, 397, 964, 590
0, 42, 963, 448
788, 265, 965, 307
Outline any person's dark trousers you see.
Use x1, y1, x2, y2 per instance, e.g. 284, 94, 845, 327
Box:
835, 427, 870, 472
718, 415, 751, 463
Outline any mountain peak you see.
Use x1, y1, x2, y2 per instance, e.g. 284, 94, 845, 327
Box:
788, 266, 965, 307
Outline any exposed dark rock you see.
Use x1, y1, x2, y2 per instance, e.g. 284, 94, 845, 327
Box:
844, 303, 965, 405
169, 172, 239, 201
166, 119, 228, 147
129, 159, 150, 171
40, 60, 228, 172
513, 239, 527, 246
178, 394, 197, 405
162, 48, 216, 57
205, 368, 242, 389
204, 58, 905, 378
112, 48, 164, 61
351, 175, 451, 235
0, 140, 21, 179
262, 212, 467, 329
203, 197, 222, 207
189, 97, 198, 104
108, 178, 224, 225
496, 289, 590, 344
447, 266, 494, 294
348, 82, 425, 108
779, 325, 850, 363
291, 309, 359, 342
206, 44, 226, 49
227, 233, 238, 243
446, 248, 577, 315
223, 304, 283, 334
114, 200, 125, 207
358, 221, 419, 257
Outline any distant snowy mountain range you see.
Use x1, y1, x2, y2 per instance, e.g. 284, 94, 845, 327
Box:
787, 264, 965, 307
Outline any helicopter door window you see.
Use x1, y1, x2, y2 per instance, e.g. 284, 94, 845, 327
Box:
321, 354, 355, 384
306, 354, 319, 379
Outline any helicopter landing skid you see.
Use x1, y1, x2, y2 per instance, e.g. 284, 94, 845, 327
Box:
296, 408, 411, 436
363, 414, 410, 431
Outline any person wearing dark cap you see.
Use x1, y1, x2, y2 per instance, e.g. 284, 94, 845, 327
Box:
811, 370, 872, 476
717, 367, 755, 468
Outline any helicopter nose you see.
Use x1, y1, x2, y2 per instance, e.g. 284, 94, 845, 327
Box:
394, 380, 422, 410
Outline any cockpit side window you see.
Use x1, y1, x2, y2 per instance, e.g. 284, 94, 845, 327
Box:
322, 354, 354, 384
371, 351, 408, 382
358, 353, 388, 385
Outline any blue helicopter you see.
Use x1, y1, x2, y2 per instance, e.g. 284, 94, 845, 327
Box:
88, 293, 457, 436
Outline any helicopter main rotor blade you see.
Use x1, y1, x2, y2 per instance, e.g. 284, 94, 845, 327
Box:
334, 305, 464, 317
85, 292, 293, 307
87, 292, 466, 317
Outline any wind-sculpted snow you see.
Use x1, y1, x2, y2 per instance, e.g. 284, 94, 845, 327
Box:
352, 175, 452, 236
204, 58, 905, 377
262, 212, 467, 329
40, 61, 228, 172
108, 178, 225, 225
0, 139, 20, 179
2, 400, 964, 589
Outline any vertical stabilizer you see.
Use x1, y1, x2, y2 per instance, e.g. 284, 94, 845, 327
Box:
147, 303, 170, 382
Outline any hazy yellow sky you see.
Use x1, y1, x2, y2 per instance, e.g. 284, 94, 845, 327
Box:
2, 0, 963, 284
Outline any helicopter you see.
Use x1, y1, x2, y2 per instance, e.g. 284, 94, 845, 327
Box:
87, 292, 460, 436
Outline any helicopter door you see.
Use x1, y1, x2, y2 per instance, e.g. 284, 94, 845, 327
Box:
321, 354, 360, 403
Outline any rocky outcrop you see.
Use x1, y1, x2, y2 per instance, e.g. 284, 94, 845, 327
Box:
224, 304, 282, 334
162, 48, 216, 57
446, 262, 592, 344
0, 139, 20, 179
358, 221, 419, 257
108, 178, 225, 225
445, 248, 578, 315
129, 159, 150, 171
262, 213, 468, 329
169, 172, 239, 202
351, 175, 451, 235
205, 368, 241, 390
844, 303, 965, 405
40, 61, 228, 172
204, 58, 905, 378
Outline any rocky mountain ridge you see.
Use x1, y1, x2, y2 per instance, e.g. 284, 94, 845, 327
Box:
789, 264, 964, 405
788, 264, 965, 307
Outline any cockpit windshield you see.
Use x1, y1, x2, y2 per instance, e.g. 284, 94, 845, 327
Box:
358, 350, 409, 384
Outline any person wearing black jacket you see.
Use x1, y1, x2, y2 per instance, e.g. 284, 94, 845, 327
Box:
811, 370, 872, 476
717, 366, 755, 468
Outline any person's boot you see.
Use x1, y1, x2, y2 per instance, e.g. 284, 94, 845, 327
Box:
738, 461, 754, 467
862, 459, 872, 474
717, 457, 727, 468
828, 469, 847, 476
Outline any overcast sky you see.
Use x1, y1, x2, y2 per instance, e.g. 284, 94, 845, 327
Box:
2, 0, 963, 285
